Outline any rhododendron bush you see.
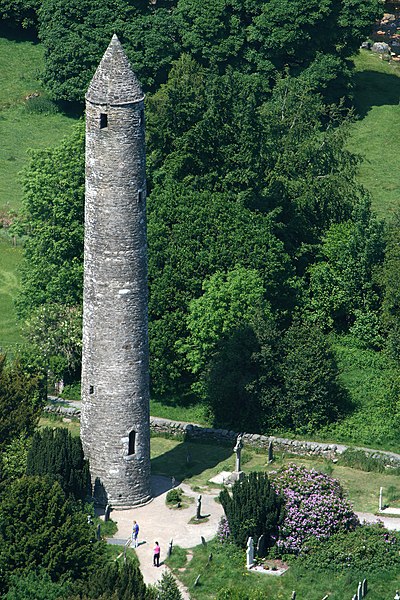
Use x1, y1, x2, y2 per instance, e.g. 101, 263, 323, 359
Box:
271, 464, 359, 554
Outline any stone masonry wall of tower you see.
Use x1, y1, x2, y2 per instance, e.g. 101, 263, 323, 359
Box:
81, 35, 152, 507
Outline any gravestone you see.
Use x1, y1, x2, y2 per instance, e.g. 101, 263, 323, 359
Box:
291, 592, 296, 600
379, 487, 383, 511
194, 575, 201, 587
256, 534, 267, 558
362, 579, 367, 597
104, 504, 111, 522
268, 440, 274, 463
168, 539, 173, 558
196, 495, 202, 519
96, 524, 101, 541
357, 581, 362, 600
246, 537, 254, 569
201, 536, 207, 547
394, 591, 400, 600
171, 476, 176, 489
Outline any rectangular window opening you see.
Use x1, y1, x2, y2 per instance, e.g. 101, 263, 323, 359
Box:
100, 113, 108, 129
139, 109, 144, 125
138, 190, 143, 203
128, 430, 136, 455
89, 385, 94, 395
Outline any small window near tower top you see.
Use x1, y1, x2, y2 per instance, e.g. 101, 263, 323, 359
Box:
100, 113, 108, 129
139, 109, 144, 125
138, 190, 143, 203
89, 385, 94, 395
128, 430, 136, 455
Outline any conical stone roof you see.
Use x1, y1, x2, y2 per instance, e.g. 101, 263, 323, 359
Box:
86, 34, 144, 105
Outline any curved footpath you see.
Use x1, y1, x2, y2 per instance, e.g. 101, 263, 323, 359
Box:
106, 476, 224, 598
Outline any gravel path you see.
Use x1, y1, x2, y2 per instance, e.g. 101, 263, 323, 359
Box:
106, 476, 224, 598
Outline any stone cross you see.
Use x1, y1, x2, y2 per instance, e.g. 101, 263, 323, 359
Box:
357, 581, 362, 600
234, 433, 243, 472
256, 534, 267, 558
268, 440, 274, 463
246, 537, 254, 569
196, 495, 202, 519
361, 578, 367, 597
379, 486, 383, 511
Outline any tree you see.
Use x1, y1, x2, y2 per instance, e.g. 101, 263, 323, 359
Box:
26, 427, 90, 501
16, 121, 85, 319
378, 214, 400, 362
80, 559, 148, 600
0, 0, 40, 29
23, 303, 82, 379
6, 570, 68, 600
182, 266, 270, 377
155, 571, 182, 600
281, 322, 347, 432
0, 354, 43, 453
0, 476, 105, 595
148, 183, 293, 393
219, 471, 285, 549
308, 198, 385, 331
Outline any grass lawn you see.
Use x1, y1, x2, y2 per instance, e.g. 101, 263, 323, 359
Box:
150, 437, 400, 514
167, 540, 400, 600
0, 237, 22, 351
0, 35, 79, 349
349, 51, 400, 219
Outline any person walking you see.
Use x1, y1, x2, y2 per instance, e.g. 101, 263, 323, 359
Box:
153, 541, 160, 567
132, 520, 139, 548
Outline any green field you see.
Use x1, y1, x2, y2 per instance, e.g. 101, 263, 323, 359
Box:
0, 36, 78, 349
349, 51, 400, 219
0, 238, 22, 351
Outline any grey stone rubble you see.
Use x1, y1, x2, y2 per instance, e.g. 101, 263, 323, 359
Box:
44, 403, 400, 469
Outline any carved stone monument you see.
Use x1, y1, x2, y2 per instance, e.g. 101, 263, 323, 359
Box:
246, 536, 254, 569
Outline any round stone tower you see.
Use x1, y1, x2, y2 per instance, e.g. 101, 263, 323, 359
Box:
81, 34, 152, 507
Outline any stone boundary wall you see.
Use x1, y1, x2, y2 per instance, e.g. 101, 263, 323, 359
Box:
44, 403, 400, 468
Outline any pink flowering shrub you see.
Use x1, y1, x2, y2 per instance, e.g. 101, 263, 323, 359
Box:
271, 464, 359, 554
217, 516, 231, 543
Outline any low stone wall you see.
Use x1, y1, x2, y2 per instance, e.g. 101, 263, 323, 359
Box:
150, 416, 346, 460
44, 404, 400, 468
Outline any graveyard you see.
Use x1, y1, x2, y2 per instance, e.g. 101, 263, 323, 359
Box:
1, 1, 400, 599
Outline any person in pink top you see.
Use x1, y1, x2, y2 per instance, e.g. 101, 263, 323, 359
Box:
153, 541, 160, 567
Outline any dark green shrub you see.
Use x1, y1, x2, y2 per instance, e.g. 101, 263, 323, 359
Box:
166, 488, 183, 505
26, 427, 90, 500
219, 472, 285, 549
298, 523, 400, 573
25, 96, 58, 115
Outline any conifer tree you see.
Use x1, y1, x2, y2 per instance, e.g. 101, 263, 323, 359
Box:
219, 472, 285, 548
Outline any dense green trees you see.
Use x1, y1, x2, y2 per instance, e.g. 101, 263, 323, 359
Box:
13, 0, 395, 436
26, 427, 90, 500
0, 354, 44, 453
219, 472, 285, 548
0, 476, 105, 595
20, 0, 380, 102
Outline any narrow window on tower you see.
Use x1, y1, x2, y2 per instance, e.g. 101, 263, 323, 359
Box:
128, 430, 136, 455
100, 113, 108, 129
139, 109, 144, 125
89, 385, 94, 395
138, 189, 143, 203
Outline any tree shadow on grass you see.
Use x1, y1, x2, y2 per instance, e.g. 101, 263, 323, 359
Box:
353, 69, 400, 117
151, 439, 233, 485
